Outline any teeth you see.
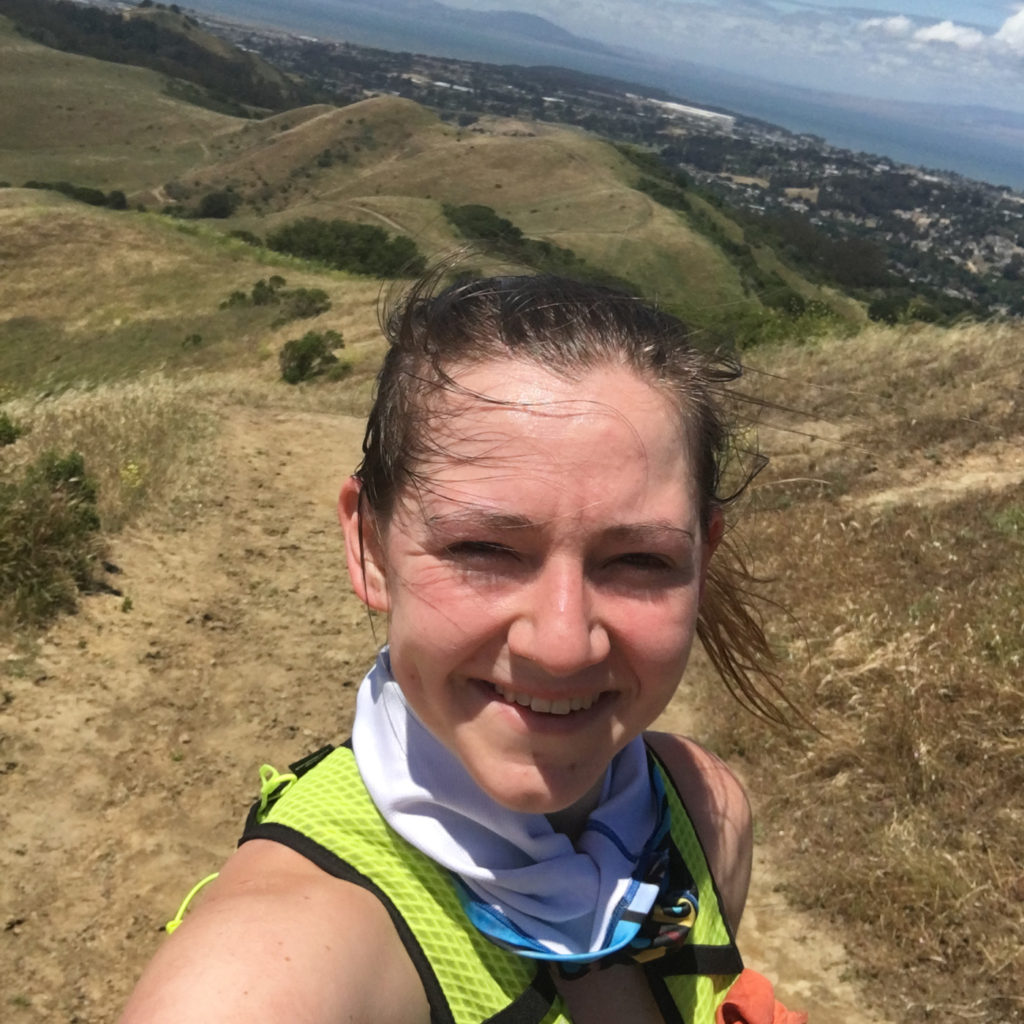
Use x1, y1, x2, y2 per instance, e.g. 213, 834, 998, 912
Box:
494, 685, 597, 715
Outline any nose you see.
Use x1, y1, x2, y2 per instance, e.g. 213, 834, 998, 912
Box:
506, 560, 610, 676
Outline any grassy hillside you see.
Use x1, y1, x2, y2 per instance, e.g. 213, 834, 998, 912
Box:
0, 16, 242, 191
0, 190, 383, 395
0, 0, 309, 113
693, 320, 1024, 1019
159, 98, 759, 325
0, 15, 841, 331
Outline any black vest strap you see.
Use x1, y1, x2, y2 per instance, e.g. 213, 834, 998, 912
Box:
483, 968, 558, 1024
646, 942, 744, 978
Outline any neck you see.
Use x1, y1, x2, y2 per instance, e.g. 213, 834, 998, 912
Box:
544, 776, 606, 842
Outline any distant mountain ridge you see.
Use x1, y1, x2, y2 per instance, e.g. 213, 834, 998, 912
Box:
192, 0, 619, 56
359, 0, 614, 53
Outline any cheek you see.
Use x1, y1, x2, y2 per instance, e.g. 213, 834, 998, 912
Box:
612, 592, 702, 668
387, 564, 502, 650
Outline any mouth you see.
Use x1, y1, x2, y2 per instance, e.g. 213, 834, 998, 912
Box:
491, 683, 601, 716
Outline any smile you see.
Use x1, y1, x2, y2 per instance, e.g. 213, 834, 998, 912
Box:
492, 684, 599, 715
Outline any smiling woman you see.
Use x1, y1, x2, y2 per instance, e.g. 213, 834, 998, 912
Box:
119, 273, 805, 1024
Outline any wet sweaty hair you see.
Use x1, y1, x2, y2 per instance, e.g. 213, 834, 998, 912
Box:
355, 273, 791, 723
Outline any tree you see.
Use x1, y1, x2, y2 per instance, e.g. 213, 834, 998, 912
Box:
197, 189, 240, 219
279, 330, 342, 384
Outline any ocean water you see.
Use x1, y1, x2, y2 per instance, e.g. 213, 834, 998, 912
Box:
197, 0, 1024, 190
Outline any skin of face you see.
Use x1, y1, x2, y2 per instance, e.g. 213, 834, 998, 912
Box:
339, 359, 721, 822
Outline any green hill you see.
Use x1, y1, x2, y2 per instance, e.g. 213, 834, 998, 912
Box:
0, 16, 243, 190
0, 0, 310, 113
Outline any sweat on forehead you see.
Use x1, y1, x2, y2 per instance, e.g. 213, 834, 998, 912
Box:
400, 360, 687, 490
357, 273, 743, 522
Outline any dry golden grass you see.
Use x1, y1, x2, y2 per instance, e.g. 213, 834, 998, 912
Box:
703, 320, 1024, 1021
0, 194, 385, 394
1, 375, 216, 532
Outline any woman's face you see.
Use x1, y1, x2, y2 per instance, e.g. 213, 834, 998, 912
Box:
341, 359, 719, 818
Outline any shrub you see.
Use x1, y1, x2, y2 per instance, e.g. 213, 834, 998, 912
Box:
220, 279, 332, 325
197, 189, 241, 219
443, 203, 523, 245
273, 287, 330, 325
23, 179, 108, 207
250, 277, 280, 306
279, 330, 342, 384
0, 410, 24, 447
228, 229, 263, 246
0, 450, 102, 626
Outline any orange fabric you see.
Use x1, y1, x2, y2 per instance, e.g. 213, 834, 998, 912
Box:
716, 968, 809, 1024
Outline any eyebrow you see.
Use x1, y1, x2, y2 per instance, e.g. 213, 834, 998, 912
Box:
425, 508, 534, 533
424, 508, 696, 544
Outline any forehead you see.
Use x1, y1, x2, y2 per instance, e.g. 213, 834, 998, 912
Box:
401, 359, 696, 516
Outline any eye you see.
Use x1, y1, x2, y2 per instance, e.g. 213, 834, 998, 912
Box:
445, 540, 518, 561
612, 552, 674, 572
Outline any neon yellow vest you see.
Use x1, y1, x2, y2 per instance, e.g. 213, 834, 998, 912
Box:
241, 743, 741, 1024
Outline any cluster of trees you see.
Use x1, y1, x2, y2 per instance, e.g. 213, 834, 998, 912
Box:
0, 0, 311, 113
266, 218, 426, 277
21, 180, 127, 210
0, 410, 24, 447
442, 204, 640, 293
634, 176, 691, 214
220, 276, 331, 327
817, 171, 981, 219
743, 211, 892, 289
443, 204, 524, 246
194, 189, 241, 219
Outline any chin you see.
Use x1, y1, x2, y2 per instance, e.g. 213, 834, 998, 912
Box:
473, 764, 605, 820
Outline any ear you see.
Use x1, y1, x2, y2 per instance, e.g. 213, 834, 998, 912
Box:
700, 506, 724, 594
338, 476, 390, 612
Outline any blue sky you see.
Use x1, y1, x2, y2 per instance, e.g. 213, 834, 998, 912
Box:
452, 0, 1024, 112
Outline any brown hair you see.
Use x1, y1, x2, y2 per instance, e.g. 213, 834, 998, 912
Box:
355, 272, 790, 723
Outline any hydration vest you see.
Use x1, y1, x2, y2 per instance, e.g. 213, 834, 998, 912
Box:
240, 742, 743, 1024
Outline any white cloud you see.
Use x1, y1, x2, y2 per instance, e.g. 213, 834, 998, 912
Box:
861, 15, 913, 37
913, 20, 986, 49
994, 9, 1024, 54
463, 0, 1024, 112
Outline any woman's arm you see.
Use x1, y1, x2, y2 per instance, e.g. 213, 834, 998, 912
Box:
118, 839, 430, 1024
644, 731, 753, 934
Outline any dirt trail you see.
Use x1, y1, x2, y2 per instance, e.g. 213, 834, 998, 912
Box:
1, 402, 885, 1023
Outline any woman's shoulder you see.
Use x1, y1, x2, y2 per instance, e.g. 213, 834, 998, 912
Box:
118, 839, 429, 1024
644, 731, 753, 934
